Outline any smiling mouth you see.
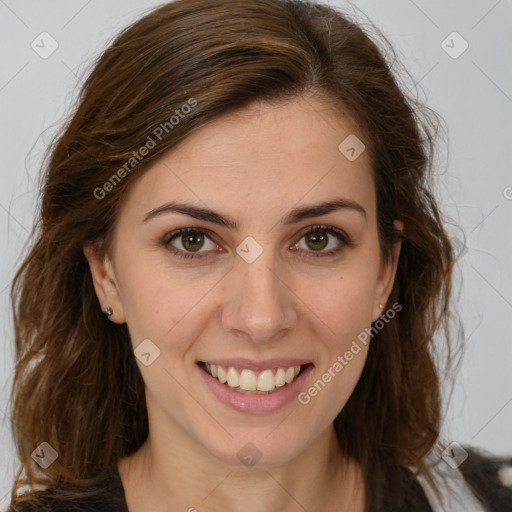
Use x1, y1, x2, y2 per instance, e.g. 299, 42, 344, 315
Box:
198, 362, 312, 394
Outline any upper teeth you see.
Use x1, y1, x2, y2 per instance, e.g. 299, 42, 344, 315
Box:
204, 363, 302, 392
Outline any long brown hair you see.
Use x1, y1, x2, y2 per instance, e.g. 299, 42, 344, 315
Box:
9, 0, 457, 509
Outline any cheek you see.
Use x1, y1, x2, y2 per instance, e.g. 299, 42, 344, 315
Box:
294, 233, 382, 334
295, 266, 378, 342
116, 252, 219, 343
293, 266, 377, 413
116, 231, 381, 349
297, 335, 369, 431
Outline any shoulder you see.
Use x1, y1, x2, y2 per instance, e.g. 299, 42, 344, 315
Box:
408, 444, 512, 511
458, 445, 512, 511
7, 470, 127, 512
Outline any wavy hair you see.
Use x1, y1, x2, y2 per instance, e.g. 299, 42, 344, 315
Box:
9, 0, 457, 509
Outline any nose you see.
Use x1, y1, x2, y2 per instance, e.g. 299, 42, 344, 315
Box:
221, 253, 298, 345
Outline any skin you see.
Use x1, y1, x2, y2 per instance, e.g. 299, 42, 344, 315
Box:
84, 95, 402, 511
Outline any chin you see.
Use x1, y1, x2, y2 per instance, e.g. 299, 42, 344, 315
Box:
201, 428, 311, 468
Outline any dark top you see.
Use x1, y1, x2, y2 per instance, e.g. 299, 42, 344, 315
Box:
7, 447, 512, 511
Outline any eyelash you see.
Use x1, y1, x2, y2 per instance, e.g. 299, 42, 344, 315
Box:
162, 225, 354, 261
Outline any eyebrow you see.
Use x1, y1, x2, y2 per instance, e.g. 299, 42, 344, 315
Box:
142, 198, 367, 228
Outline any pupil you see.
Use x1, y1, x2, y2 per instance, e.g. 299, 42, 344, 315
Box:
184, 232, 203, 251
307, 231, 327, 251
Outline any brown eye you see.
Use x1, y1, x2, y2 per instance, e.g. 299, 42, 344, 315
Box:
294, 225, 353, 258
304, 230, 329, 251
181, 231, 205, 252
164, 227, 218, 259
163, 224, 353, 261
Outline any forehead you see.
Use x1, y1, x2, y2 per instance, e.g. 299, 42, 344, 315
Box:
119, 96, 375, 227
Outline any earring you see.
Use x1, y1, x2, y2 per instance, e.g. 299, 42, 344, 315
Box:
102, 307, 113, 317
379, 304, 383, 309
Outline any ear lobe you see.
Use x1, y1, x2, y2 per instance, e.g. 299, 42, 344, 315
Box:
83, 242, 126, 323
372, 220, 403, 321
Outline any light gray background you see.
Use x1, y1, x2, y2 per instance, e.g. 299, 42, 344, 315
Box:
0, 0, 511, 507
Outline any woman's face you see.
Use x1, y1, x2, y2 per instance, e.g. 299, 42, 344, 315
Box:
86, 96, 401, 467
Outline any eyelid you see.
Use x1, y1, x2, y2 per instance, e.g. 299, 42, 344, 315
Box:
163, 227, 220, 259
163, 226, 217, 244
163, 224, 353, 260
298, 224, 352, 245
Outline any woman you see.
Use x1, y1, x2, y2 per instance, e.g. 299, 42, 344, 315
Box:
7, 0, 512, 510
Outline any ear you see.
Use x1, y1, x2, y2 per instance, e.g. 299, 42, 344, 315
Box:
372, 220, 403, 322
83, 242, 126, 324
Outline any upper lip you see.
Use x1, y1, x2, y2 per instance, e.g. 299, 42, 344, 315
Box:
198, 358, 313, 373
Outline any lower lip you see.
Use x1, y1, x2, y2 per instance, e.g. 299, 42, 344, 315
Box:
198, 364, 313, 413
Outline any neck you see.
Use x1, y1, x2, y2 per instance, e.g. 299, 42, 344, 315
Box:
118, 422, 365, 511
